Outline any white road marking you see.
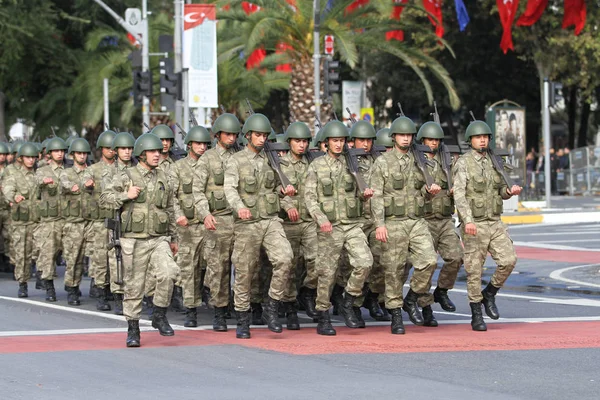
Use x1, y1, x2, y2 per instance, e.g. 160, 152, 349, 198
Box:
549, 264, 600, 289
513, 241, 600, 252
449, 286, 600, 307
530, 239, 600, 244
0, 327, 156, 337
511, 231, 600, 237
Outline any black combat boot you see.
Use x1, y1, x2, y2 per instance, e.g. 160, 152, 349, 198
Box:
422, 305, 438, 327
389, 308, 405, 335
236, 311, 251, 339
66, 286, 81, 306
113, 293, 124, 315
278, 302, 286, 318
96, 286, 111, 311
145, 296, 154, 319
470, 302, 487, 331
379, 302, 391, 322
89, 278, 100, 299
363, 290, 385, 320
251, 302, 264, 325
17, 282, 28, 298
298, 287, 318, 319
330, 284, 344, 316
262, 297, 283, 333
126, 320, 141, 348
35, 271, 43, 290
402, 289, 424, 326
184, 307, 197, 328
44, 280, 56, 302
152, 306, 175, 336
213, 307, 228, 332
339, 292, 361, 328
433, 287, 456, 312
481, 283, 500, 320
316, 310, 336, 336
284, 302, 300, 330
353, 307, 366, 328
170, 286, 185, 313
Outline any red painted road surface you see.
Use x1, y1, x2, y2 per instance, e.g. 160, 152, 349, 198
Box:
2, 322, 600, 355
514, 246, 599, 264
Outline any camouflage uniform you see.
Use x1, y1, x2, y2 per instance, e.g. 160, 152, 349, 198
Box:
453, 149, 517, 303
100, 163, 180, 321
0, 164, 13, 262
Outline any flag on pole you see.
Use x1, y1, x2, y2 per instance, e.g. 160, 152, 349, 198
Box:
516, 0, 548, 26
386, 0, 407, 41
562, 0, 586, 35
422, 0, 444, 39
454, 0, 470, 32
497, 0, 520, 54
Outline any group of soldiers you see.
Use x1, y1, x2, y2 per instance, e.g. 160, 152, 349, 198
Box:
0, 109, 521, 348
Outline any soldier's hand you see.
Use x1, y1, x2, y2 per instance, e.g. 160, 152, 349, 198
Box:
84, 179, 94, 188
465, 223, 477, 236
282, 184, 296, 197
204, 214, 217, 230
170, 242, 179, 255
375, 226, 388, 243
176, 216, 189, 227
319, 221, 333, 233
238, 208, 252, 220
363, 188, 374, 199
508, 185, 522, 196
71, 184, 80, 193
449, 188, 454, 196
287, 208, 299, 222
427, 184, 442, 195
43, 177, 54, 185
127, 186, 141, 200
14, 195, 25, 204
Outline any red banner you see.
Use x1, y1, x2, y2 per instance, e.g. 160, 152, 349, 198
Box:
497, 0, 520, 53
183, 4, 216, 31
562, 0, 586, 35
516, 0, 547, 26
275, 42, 292, 73
242, 1, 260, 15
386, 0, 408, 42
346, 0, 369, 14
422, 0, 444, 39
246, 48, 266, 69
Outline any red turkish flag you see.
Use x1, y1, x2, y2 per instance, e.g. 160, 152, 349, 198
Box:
246, 47, 266, 69
497, 0, 520, 54
562, 0, 586, 35
422, 0, 444, 39
516, 0, 547, 26
275, 42, 293, 73
242, 1, 260, 14
346, 0, 369, 14
386, 0, 407, 42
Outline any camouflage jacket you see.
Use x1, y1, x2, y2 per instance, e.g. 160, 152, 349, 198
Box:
82, 159, 117, 220
193, 144, 235, 221
36, 161, 65, 221
424, 152, 455, 220
60, 164, 91, 223
171, 155, 201, 225
280, 152, 311, 224
2, 165, 38, 225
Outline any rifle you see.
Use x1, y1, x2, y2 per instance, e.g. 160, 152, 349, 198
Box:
411, 143, 436, 189
343, 142, 369, 194
430, 101, 453, 189
105, 215, 124, 285
487, 147, 515, 187
345, 107, 357, 124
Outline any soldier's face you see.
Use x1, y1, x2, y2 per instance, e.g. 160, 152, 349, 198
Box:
161, 139, 172, 154
423, 138, 440, 151
394, 134, 413, 149
117, 147, 133, 162
144, 149, 161, 167
0, 154, 5, 164
6, 154, 14, 163
319, 142, 327, 152
219, 132, 237, 148
102, 147, 115, 161
290, 138, 309, 156
249, 132, 268, 150
190, 142, 208, 157
327, 137, 345, 155
51, 150, 65, 162
471, 135, 490, 151
354, 138, 373, 152
73, 152, 88, 166
347, 141, 354, 149
21, 156, 36, 169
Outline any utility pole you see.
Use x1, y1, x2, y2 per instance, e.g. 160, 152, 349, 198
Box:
543, 78, 552, 208
103, 78, 109, 128
174, 0, 184, 132
313, 0, 321, 134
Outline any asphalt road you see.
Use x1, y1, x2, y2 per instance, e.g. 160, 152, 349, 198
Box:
1, 221, 599, 400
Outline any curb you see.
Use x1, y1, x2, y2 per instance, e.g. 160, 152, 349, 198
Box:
502, 211, 600, 225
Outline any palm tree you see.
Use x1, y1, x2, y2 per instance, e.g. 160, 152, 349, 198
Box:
214, 0, 459, 124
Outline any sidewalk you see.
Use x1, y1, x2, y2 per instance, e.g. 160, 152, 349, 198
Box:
501, 196, 600, 225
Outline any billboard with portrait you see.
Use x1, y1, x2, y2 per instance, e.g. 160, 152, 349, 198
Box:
493, 108, 526, 184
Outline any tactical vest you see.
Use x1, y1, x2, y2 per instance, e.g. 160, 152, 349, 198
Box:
380, 151, 427, 221
10, 167, 39, 224
280, 153, 311, 223
0, 165, 8, 211
202, 148, 231, 216
235, 151, 280, 221
313, 156, 364, 224
463, 151, 504, 221
174, 157, 200, 224
86, 162, 116, 220
424, 153, 454, 219
61, 166, 92, 222
121, 166, 170, 238
38, 164, 63, 221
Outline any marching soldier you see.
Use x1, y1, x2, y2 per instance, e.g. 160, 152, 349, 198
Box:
370, 116, 441, 334
35, 137, 68, 302
453, 120, 521, 331
223, 113, 295, 339
83, 130, 117, 311
6, 143, 14, 165
279, 121, 318, 328
171, 126, 211, 327
0, 142, 11, 269
304, 120, 374, 336
193, 112, 240, 332
2, 143, 39, 297
100, 133, 180, 347
375, 128, 394, 150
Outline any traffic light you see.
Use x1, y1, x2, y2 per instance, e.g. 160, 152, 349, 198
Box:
133, 69, 152, 107
159, 58, 182, 112
549, 82, 563, 107
323, 58, 340, 101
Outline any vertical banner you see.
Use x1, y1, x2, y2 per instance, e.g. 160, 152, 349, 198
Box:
342, 81, 365, 124
183, 4, 218, 108
489, 107, 527, 184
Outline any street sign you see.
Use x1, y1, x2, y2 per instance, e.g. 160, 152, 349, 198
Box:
324, 35, 334, 56
125, 8, 143, 37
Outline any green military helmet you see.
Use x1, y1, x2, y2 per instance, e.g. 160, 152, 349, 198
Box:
375, 128, 394, 148
68, 138, 91, 154
41, 138, 50, 151
242, 113, 271, 134
275, 133, 286, 144
350, 120, 376, 140
314, 127, 325, 145
0, 142, 9, 154
46, 137, 68, 151
151, 124, 175, 140
134, 133, 163, 157
465, 120, 492, 141
18, 142, 40, 158
389, 116, 417, 136
185, 126, 212, 145
284, 121, 312, 141
212, 113, 241, 135
112, 132, 136, 150
11, 141, 24, 155
267, 128, 277, 142
65, 136, 77, 148
321, 120, 349, 139
237, 134, 248, 147
34, 142, 43, 153
416, 121, 444, 142
97, 130, 117, 148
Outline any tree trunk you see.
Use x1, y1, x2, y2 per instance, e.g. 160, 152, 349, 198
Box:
577, 100, 591, 148
566, 86, 577, 149
0, 92, 6, 141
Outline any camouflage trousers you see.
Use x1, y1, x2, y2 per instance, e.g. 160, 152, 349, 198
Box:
315, 223, 373, 312
176, 223, 205, 309
231, 219, 293, 312
11, 223, 35, 283
462, 220, 517, 303
250, 249, 272, 304
85, 220, 112, 288
281, 221, 318, 302
62, 221, 88, 288
203, 215, 234, 308
427, 217, 463, 290
121, 236, 180, 321
381, 219, 437, 310
35, 219, 64, 280
0, 210, 9, 257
